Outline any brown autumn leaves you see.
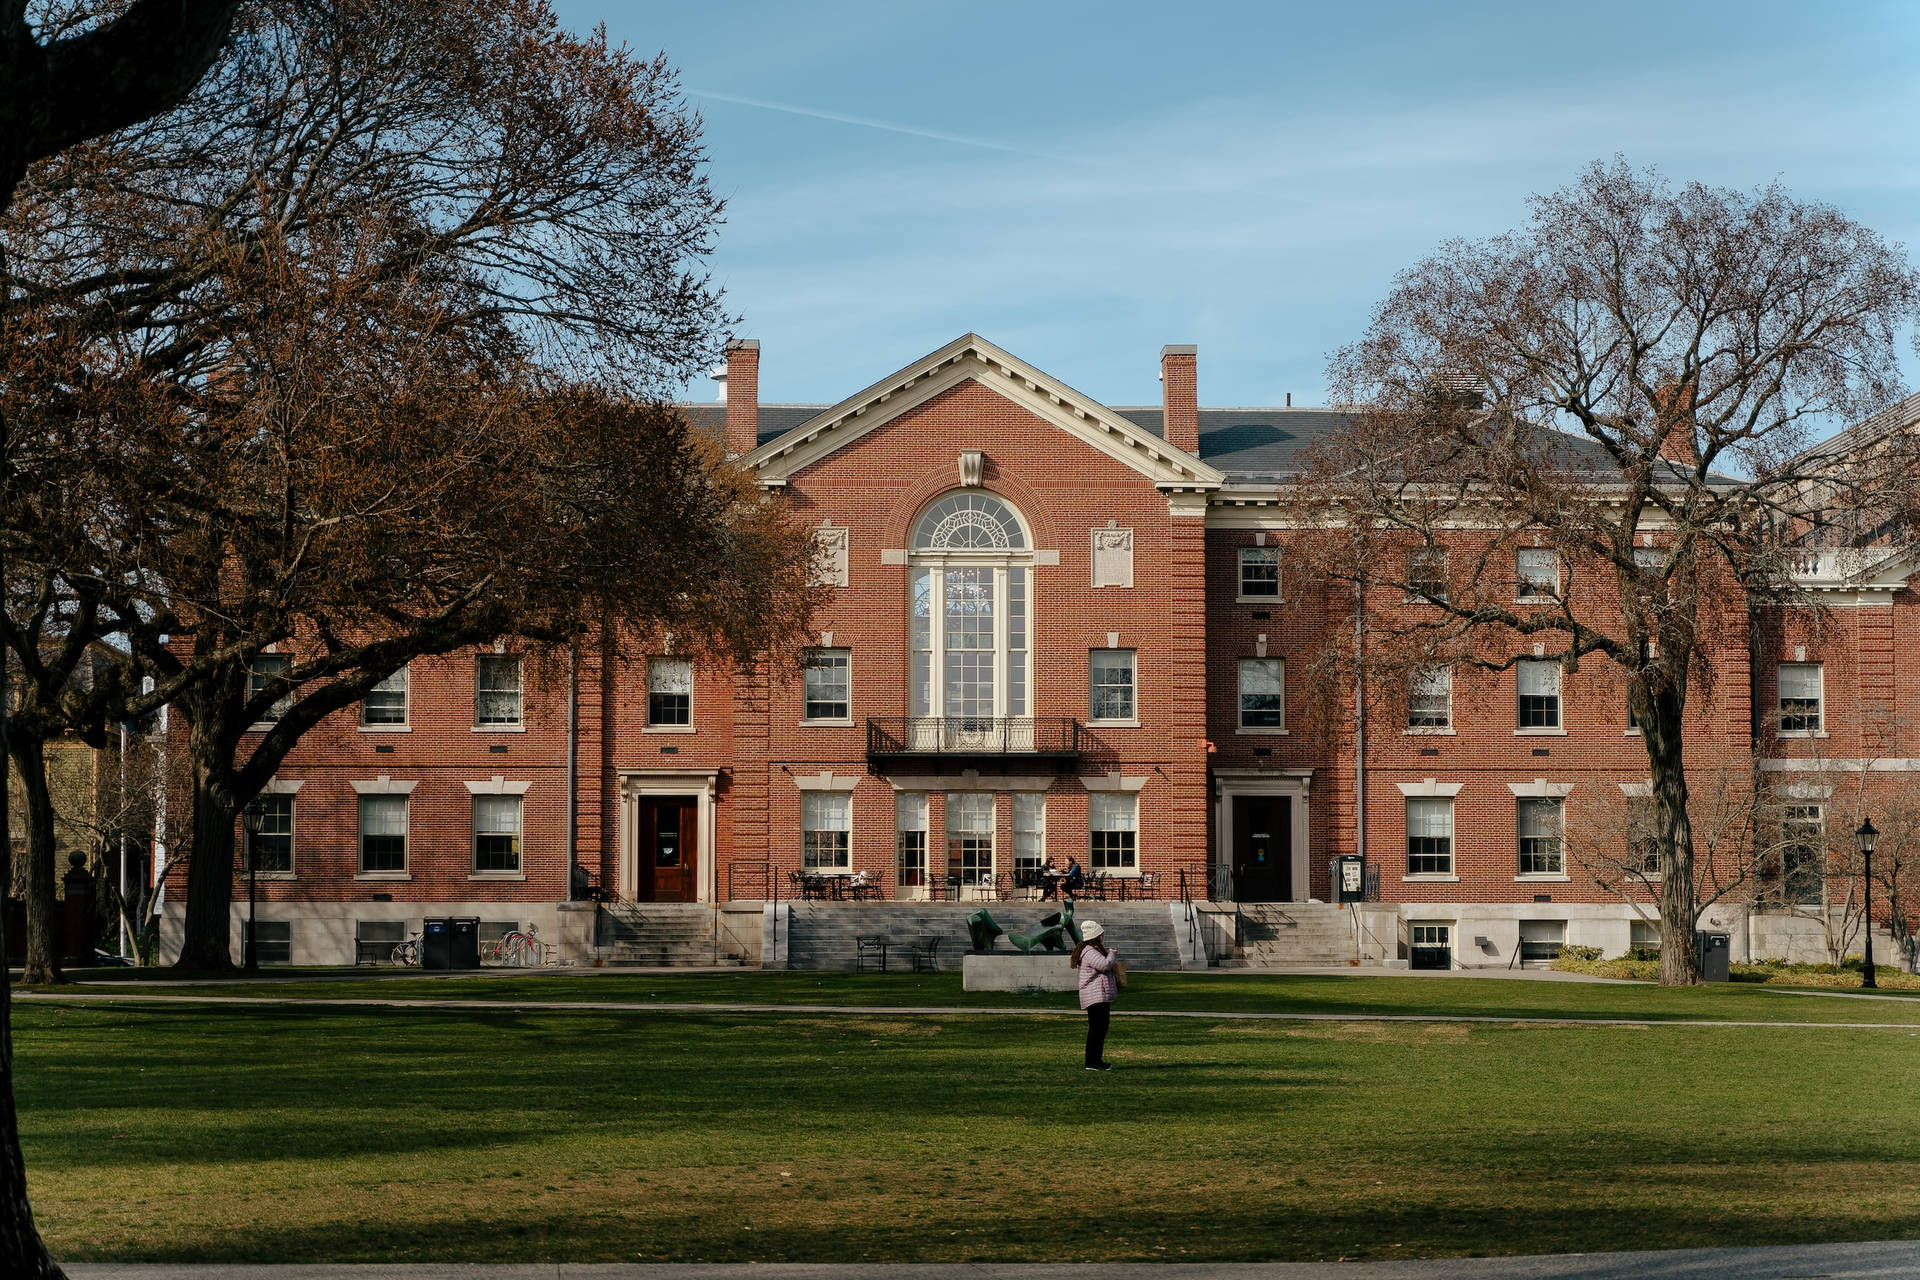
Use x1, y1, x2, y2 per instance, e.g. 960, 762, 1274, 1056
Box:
1, 0, 822, 974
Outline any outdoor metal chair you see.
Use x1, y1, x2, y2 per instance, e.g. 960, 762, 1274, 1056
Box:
855, 935, 889, 973
909, 935, 942, 972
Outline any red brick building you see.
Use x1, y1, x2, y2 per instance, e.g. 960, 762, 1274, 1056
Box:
158, 336, 1920, 970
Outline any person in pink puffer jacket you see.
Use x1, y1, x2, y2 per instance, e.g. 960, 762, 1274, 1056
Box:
1073, 919, 1123, 1071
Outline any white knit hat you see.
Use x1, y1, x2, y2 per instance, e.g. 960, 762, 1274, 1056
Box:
1080, 920, 1104, 941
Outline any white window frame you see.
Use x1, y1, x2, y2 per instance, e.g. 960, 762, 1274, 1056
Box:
248, 654, 294, 726
1516, 659, 1563, 733
1089, 792, 1138, 873
1238, 546, 1281, 600
1516, 796, 1565, 877
1515, 548, 1560, 602
251, 919, 292, 965
802, 791, 851, 873
908, 492, 1035, 726
946, 791, 995, 888
896, 792, 929, 895
474, 654, 523, 728
1405, 796, 1454, 877
245, 793, 297, 879
1237, 657, 1286, 734
1407, 665, 1452, 732
1777, 662, 1824, 737
1013, 793, 1047, 873
646, 657, 694, 731
357, 794, 409, 877
472, 793, 524, 877
1089, 649, 1137, 724
1780, 802, 1826, 906
1406, 547, 1448, 602
802, 648, 853, 724
360, 665, 410, 730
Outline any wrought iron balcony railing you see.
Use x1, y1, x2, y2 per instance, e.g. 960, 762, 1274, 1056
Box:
865, 716, 1084, 762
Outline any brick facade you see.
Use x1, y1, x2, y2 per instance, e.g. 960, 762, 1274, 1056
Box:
167, 337, 1920, 967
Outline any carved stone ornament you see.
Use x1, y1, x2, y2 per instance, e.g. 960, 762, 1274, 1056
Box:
812, 525, 849, 588
1091, 525, 1134, 588
958, 450, 985, 487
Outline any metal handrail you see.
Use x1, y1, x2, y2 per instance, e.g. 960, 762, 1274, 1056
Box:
865, 716, 1084, 756
727, 860, 774, 902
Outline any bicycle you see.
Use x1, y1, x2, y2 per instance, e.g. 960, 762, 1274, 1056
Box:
390, 935, 422, 966
493, 929, 544, 967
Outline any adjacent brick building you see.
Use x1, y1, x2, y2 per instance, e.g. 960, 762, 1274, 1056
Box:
158, 335, 1920, 969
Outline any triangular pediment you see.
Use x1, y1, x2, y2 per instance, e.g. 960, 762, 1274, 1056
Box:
741, 333, 1224, 491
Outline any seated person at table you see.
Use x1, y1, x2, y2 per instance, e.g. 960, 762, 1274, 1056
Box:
1062, 857, 1085, 897
1037, 856, 1060, 898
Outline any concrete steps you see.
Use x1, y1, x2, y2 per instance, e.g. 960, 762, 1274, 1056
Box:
597, 903, 744, 966
783, 902, 1182, 972
1226, 903, 1358, 967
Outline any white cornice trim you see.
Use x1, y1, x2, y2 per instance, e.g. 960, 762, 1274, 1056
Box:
1080, 771, 1149, 793
741, 333, 1224, 491
1760, 757, 1920, 773
464, 776, 532, 796
1507, 778, 1575, 798
792, 770, 862, 793
261, 778, 305, 795
1396, 778, 1463, 797
350, 776, 417, 795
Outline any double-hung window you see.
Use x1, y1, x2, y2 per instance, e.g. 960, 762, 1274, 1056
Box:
802, 792, 851, 872
1517, 660, 1561, 729
362, 666, 408, 726
1516, 549, 1560, 601
248, 655, 293, 723
896, 793, 928, 891
475, 655, 522, 726
803, 648, 851, 721
1406, 797, 1454, 875
648, 658, 692, 727
473, 795, 522, 874
1089, 792, 1138, 871
246, 795, 294, 874
1239, 547, 1280, 598
1777, 663, 1823, 734
1013, 793, 1047, 875
1406, 547, 1448, 602
1238, 658, 1285, 730
946, 792, 994, 886
358, 795, 408, 874
1089, 650, 1136, 722
1781, 804, 1824, 905
252, 920, 292, 964
1408, 666, 1452, 729
1516, 797, 1564, 875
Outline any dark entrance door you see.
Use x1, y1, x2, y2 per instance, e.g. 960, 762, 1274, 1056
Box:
1232, 795, 1292, 902
638, 797, 698, 902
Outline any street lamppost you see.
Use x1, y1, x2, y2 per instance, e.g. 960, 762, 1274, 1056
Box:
1856, 817, 1878, 991
242, 804, 264, 974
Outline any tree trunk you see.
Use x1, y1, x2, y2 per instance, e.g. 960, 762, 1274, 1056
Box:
6, 741, 60, 987
1644, 707, 1702, 985
173, 743, 238, 972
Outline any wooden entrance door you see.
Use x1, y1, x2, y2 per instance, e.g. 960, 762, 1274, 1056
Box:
638, 797, 698, 902
1232, 795, 1292, 902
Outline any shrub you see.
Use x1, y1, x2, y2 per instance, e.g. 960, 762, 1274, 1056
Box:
1558, 944, 1603, 962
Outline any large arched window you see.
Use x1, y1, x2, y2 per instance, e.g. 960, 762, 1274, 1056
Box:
909, 492, 1031, 727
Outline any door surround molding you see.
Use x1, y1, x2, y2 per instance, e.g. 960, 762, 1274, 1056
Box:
1213, 769, 1312, 903
618, 769, 721, 903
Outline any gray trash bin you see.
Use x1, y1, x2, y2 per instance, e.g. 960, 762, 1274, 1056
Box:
1696, 930, 1730, 982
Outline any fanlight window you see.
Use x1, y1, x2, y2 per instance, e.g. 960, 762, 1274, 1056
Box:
911, 492, 1027, 551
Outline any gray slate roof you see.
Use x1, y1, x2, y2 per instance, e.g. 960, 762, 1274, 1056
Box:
676, 400, 1732, 485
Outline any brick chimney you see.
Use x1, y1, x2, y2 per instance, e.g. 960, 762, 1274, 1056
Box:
1652, 379, 1698, 467
1160, 344, 1198, 455
724, 339, 760, 458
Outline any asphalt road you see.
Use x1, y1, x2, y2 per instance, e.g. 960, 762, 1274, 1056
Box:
59, 1239, 1920, 1279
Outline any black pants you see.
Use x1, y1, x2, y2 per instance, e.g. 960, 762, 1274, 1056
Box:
1084, 1001, 1111, 1067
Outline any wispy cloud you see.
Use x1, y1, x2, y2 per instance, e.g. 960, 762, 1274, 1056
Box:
688, 88, 1072, 163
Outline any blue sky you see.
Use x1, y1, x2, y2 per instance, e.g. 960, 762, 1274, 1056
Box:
558, 1, 1920, 412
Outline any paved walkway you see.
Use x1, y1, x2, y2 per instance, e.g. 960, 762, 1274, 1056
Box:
20, 989, 1920, 1030
57, 1239, 1920, 1279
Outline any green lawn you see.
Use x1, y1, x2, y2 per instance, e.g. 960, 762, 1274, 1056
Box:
19, 974, 1920, 1264
63, 965, 1920, 1024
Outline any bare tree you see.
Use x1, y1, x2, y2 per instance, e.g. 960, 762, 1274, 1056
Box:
1302, 160, 1920, 984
